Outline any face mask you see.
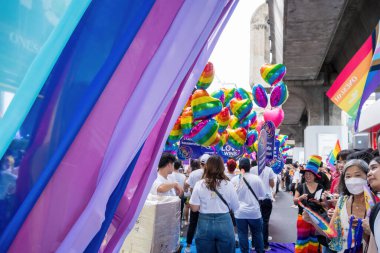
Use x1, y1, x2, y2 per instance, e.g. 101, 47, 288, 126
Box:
345, 178, 367, 195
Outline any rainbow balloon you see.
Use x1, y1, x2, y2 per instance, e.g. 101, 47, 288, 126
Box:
189, 119, 220, 147
223, 88, 236, 106
252, 84, 268, 108
298, 201, 338, 238
229, 98, 253, 121
270, 81, 289, 107
196, 62, 214, 90
180, 107, 193, 136
246, 130, 258, 147
229, 115, 240, 129
191, 89, 222, 120
215, 107, 230, 133
227, 127, 247, 149
167, 117, 182, 144
211, 89, 225, 105
260, 63, 286, 86
216, 130, 229, 150
163, 142, 178, 155
235, 87, 251, 100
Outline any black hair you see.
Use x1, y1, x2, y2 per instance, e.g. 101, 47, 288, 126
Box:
158, 153, 176, 169
371, 156, 380, 164
190, 159, 201, 171
347, 150, 374, 164
372, 149, 379, 157
239, 158, 251, 172
337, 149, 355, 161
320, 161, 323, 168
174, 160, 182, 170
338, 159, 369, 196
251, 160, 257, 167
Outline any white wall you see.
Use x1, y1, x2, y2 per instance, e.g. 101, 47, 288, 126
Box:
304, 126, 348, 162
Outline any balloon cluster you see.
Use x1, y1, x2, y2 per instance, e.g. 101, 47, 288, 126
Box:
251, 64, 289, 128
164, 62, 261, 154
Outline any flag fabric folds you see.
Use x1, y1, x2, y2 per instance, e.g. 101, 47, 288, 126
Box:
0, 0, 239, 252
327, 20, 380, 131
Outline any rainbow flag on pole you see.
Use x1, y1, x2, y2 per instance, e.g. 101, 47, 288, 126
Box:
326, 140, 341, 170
327, 21, 380, 126
326, 36, 373, 118
355, 21, 380, 130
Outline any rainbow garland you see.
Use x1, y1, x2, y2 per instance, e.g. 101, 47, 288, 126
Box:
298, 201, 338, 238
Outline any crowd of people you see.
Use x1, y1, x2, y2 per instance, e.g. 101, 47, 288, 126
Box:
149, 131, 380, 253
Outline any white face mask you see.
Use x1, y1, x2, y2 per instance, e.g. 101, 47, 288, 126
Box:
345, 178, 367, 195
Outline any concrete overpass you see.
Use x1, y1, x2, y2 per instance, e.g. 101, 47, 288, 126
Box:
267, 0, 380, 145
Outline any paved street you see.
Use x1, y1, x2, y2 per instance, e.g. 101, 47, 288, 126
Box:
269, 190, 298, 243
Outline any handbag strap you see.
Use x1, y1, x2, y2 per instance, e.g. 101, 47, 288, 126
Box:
214, 189, 231, 211
242, 177, 260, 204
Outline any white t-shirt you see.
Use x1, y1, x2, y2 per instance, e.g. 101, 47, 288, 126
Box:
250, 166, 276, 200
168, 171, 186, 189
187, 168, 204, 188
231, 174, 265, 219
292, 170, 300, 184
225, 172, 236, 180
375, 211, 380, 251
189, 179, 239, 214
150, 174, 176, 196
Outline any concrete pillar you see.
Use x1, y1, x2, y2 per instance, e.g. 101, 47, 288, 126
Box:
250, 3, 270, 87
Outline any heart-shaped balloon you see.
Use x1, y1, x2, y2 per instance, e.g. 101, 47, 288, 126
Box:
230, 98, 253, 121
211, 89, 225, 105
167, 117, 182, 144
229, 115, 240, 129
263, 108, 284, 128
260, 63, 286, 86
196, 62, 214, 90
246, 130, 259, 147
241, 117, 251, 129
270, 81, 289, 107
246, 143, 256, 154
223, 88, 236, 106
189, 119, 220, 147
227, 127, 247, 149
163, 141, 178, 154
184, 94, 192, 108
252, 84, 268, 108
215, 107, 230, 133
255, 118, 265, 132
216, 130, 229, 150
191, 89, 222, 120
180, 107, 193, 136
235, 88, 251, 100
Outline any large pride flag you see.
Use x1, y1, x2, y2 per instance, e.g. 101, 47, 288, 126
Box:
0, 1, 239, 252
327, 21, 380, 128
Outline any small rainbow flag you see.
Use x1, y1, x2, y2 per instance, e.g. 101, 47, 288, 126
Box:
298, 201, 338, 239
326, 140, 341, 170
363, 184, 378, 217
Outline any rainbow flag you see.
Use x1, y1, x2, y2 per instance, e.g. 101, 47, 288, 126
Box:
326, 140, 341, 170
327, 35, 373, 118
355, 21, 380, 130
298, 201, 338, 239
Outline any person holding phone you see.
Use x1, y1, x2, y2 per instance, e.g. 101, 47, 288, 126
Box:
293, 155, 324, 253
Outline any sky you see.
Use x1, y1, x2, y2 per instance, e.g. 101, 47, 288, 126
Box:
208, 0, 264, 92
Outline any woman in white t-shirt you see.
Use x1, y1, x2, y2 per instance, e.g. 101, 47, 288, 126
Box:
190, 155, 239, 253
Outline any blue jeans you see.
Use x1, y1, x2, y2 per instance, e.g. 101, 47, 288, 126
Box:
236, 218, 264, 253
195, 213, 235, 253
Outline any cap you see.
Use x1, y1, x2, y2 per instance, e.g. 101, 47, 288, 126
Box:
200, 154, 210, 164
